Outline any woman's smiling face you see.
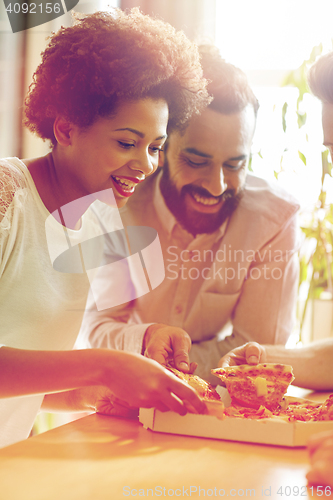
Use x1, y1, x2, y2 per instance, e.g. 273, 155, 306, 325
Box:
63, 98, 168, 208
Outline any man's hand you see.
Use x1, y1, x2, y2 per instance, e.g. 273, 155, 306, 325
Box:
307, 430, 333, 487
143, 323, 197, 373
218, 342, 267, 368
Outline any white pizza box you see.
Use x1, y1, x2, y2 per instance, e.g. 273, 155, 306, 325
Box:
139, 388, 333, 448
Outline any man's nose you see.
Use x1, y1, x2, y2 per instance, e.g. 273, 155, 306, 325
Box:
201, 165, 225, 197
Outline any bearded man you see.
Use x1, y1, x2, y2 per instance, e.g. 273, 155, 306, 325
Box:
80, 45, 300, 383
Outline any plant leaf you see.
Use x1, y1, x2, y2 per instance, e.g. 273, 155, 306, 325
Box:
297, 111, 307, 128
248, 154, 253, 172
298, 151, 306, 165
282, 102, 288, 132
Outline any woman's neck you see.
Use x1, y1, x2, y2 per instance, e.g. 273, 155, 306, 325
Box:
25, 152, 91, 230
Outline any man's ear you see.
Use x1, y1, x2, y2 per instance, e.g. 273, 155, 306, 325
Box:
158, 149, 165, 167
53, 116, 75, 146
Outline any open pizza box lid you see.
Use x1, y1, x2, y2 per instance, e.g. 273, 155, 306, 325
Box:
139, 387, 333, 448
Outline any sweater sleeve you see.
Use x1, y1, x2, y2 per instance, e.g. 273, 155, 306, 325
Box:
189, 212, 300, 384
77, 219, 154, 354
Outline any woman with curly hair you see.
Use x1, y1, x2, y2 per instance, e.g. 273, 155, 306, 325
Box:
0, 8, 209, 448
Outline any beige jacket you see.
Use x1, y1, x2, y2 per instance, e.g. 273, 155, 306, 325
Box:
80, 171, 300, 383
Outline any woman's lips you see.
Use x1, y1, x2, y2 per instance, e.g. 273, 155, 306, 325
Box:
111, 175, 144, 197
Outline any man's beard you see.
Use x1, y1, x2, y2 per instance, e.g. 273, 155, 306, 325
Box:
160, 163, 243, 237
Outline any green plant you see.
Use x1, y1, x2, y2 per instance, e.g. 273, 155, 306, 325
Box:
281, 44, 333, 340
299, 188, 333, 334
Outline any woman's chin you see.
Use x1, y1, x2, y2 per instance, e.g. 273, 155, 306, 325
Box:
94, 190, 128, 209
114, 197, 129, 209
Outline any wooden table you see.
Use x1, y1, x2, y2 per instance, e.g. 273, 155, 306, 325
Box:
0, 389, 331, 500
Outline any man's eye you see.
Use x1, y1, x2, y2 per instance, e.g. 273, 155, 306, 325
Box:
186, 158, 208, 168
118, 141, 134, 149
224, 163, 244, 171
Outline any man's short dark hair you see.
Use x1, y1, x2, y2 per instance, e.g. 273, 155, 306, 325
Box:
199, 45, 259, 116
308, 52, 333, 104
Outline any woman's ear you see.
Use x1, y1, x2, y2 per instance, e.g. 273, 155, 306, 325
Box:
53, 116, 74, 146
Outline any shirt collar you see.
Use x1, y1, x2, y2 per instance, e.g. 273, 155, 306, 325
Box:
153, 170, 229, 243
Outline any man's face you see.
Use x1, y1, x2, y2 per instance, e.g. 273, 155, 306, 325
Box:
160, 105, 256, 235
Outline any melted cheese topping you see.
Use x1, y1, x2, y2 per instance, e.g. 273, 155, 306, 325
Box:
254, 376, 268, 397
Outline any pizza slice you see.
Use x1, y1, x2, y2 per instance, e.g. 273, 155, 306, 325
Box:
224, 404, 274, 420
276, 396, 322, 422
211, 363, 295, 411
167, 366, 221, 402
315, 394, 333, 421
167, 366, 224, 419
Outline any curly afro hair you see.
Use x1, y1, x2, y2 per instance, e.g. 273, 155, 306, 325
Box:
199, 45, 259, 116
24, 8, 211, 146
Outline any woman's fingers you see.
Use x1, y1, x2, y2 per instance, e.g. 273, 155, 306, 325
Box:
158, 393, 187, 415
167, 376, 206, 415
154, 401, 170, 413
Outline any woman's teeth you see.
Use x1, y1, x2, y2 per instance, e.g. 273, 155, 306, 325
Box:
112, 176, 136, 192
193, 192, 220, 205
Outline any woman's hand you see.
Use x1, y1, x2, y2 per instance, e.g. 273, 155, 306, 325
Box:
86, 386, 139, 418
42, 386, 139, 418
0, 347, 206, 417
97, 349, 206, 416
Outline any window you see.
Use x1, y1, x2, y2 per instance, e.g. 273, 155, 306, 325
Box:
215, 0, 333, 208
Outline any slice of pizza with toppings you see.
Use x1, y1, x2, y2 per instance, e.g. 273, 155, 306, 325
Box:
222, 394, 333, 421
315, 394, 333, 421
211, 363, 295, 411
224, 404, 274, 420
167, 366, 221, 402
276, 397, 322, 422
167, 366, 225, 419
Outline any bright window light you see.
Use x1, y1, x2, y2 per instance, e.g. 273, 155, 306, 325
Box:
215, 0, 333, 71
215, 0, 333, 210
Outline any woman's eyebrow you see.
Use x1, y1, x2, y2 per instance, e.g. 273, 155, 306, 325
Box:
114, 127, 167, 140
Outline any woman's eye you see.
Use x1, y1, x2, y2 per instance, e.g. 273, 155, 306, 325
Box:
149, 146, 164, 154
118, 141, 134, 149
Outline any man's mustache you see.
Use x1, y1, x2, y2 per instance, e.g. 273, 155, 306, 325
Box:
182, 184, 236, 201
